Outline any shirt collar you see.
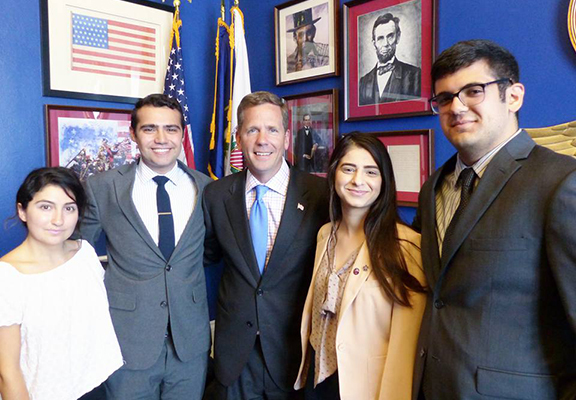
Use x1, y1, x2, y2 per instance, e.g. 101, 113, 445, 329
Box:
245, 159, 290, 196
136, 160, 182, 186
450, 129, 522, 188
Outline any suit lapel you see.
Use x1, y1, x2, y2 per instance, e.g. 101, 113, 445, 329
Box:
437, 132, 535, 288
171, 162, 201, 260
224, 171, 261, 283
423, 163, 451, 287
113, 163, 164, 259
338, 242, 371, 323
262, 170, 310, 282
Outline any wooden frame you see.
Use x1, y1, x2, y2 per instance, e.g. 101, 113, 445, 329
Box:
284, 89, 338, 176
344, 0, 436, 120
40, 0, 174, 103
45, 105, 136, 181
275, 0, 339, 85
369, 129, 434, 206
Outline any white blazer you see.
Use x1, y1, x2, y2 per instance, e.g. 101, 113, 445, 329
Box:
294, 223, 426, 400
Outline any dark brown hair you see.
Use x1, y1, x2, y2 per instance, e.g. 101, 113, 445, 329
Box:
327, 132, 425, 306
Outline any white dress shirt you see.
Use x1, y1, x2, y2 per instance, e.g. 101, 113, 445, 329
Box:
132, 161, 197, 247
245, 160, 290, 267
377, 56, 396, 97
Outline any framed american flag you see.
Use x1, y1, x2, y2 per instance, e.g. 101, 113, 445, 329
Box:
40, 0, 174, 103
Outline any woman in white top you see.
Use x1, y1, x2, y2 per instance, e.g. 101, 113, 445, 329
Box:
294, 132, 427, 399
0, 167, 123, 400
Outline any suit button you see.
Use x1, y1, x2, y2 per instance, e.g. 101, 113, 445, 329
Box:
246, 321, 253, 328
420, 348, 426, 358
160, 301, 168, 308
434, 299, 445, 309
165, 265, 172, 271
256, 289, 263, 296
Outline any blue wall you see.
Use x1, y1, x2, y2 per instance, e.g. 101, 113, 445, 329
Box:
1, 0, 576, 253
0, 0, 223, 253
240, 0, 576, 223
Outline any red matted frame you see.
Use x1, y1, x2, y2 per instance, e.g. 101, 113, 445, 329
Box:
45, 105, 136, 181
284, 89, 338, 177
370, 129, 434, 206
344, 0, 436, 120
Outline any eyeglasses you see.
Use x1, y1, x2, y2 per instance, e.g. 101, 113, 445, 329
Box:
429, 78, 513, 114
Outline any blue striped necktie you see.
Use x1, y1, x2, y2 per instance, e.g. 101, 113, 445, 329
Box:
153, 176, 175, 260
250, 185, 269, 275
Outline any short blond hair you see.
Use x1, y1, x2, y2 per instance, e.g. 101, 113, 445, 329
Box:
237, 91, 289, 131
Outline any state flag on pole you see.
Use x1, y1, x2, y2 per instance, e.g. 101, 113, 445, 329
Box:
164, 11, 195, 169
208, 16, 230, 180
225, 6, 251, 175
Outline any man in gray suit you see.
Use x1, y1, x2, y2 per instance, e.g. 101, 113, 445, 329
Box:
203, 91, 329, 399
78, 94, 212, 399
412, 39, 576, 399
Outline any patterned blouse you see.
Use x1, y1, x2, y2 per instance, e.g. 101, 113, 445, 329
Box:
309, 231, 362, 386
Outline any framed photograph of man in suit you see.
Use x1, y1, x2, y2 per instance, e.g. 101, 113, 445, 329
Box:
284, 89, 338, 176
343, 0, 436, 120
275, 0, 339, 85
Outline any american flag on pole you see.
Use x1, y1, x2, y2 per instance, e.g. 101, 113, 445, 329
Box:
71, 13, 157, 81
164, 13, 195, 169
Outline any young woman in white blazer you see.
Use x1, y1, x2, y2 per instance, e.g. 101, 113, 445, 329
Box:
295, 132, 427, 399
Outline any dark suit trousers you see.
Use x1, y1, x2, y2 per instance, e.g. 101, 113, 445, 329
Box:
208, 338, 303, 400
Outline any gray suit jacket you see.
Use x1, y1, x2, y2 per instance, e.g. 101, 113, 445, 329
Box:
203, 167, 329, 390
78, 160, 212, 370
412, 131, 576, 399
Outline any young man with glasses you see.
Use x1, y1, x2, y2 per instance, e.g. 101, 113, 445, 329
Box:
412, 40, 576, 399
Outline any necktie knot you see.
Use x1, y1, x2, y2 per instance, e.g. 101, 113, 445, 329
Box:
153, 175, 170, 187
458, 168, 476, 190
255, 185, 269, 201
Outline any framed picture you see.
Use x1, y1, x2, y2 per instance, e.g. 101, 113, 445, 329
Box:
275, 0, 339, 85
40, 0, 174, 103
343, 0, 436, 120
45, 105, 138, 181
284, 89, 338, 176
369, 129, 433, 206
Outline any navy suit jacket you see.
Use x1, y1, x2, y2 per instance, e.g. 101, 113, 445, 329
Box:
203, 167, 329, 390
412, 131, 576, 399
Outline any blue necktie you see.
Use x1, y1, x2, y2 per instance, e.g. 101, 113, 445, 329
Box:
250, 185, 269, 275
153, 176, 175, 260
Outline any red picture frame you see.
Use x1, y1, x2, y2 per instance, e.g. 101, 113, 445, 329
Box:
45, 105, 135, 181
284, 89, 338, 177
344, 0, 436, 120
370, 129, 434, 206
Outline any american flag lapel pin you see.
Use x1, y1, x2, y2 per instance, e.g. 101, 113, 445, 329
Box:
297, 203, 304, 211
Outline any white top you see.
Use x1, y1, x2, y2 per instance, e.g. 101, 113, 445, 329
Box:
0, 241, 123, 400
132, 161, 197, 246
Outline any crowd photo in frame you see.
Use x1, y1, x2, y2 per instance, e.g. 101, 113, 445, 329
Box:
344, 0, 436, 120
41, 0, 174, 103
275, 0, 339, 85
45, 105, 137, 181
284, 89, 338, 176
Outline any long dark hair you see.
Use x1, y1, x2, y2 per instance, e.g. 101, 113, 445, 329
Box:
327, 132, 425, 306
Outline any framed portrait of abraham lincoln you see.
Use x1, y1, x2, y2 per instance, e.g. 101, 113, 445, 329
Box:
344, 0, 436, 120
275, 0, 339, 85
